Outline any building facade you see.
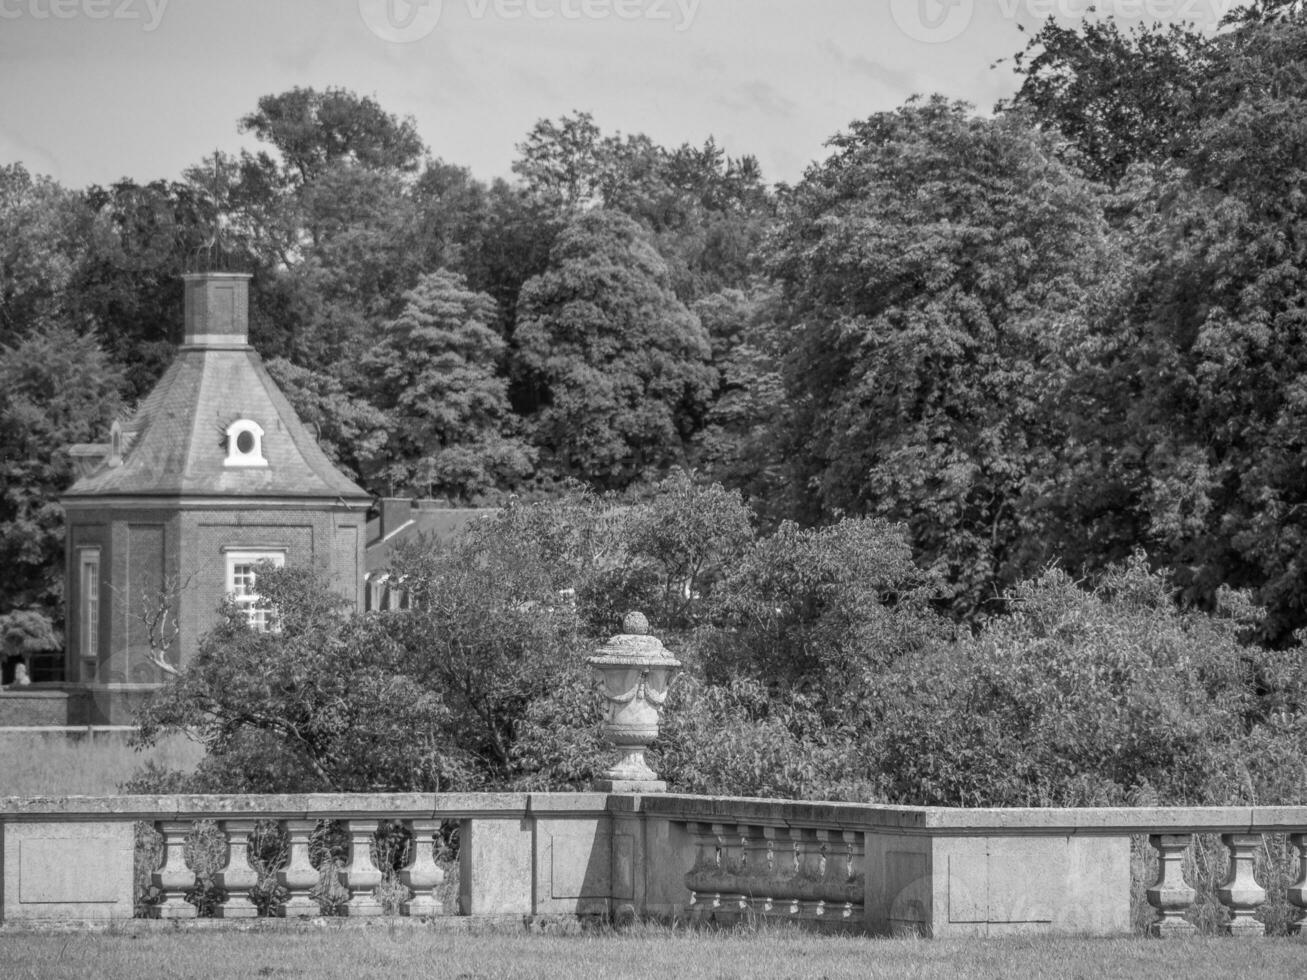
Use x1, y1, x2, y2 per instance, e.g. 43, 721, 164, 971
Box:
59, 273, 373, 719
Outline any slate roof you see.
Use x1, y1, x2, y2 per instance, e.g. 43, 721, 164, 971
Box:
64, 346, 370, 501
364, 503, 496, 573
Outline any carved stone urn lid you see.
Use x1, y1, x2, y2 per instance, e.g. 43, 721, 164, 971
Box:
587, 611, 682, 669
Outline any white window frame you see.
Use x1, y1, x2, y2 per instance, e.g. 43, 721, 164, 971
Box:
225, 550, 285, 631
78, 547, 101, 674
224, 419, 268, 468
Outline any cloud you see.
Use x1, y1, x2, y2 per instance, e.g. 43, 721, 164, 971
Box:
718, 80, 796, 118
819, 41, 919, 102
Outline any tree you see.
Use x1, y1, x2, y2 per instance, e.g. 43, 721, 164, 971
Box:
0, 325, 124, 619
621, 470, 754, 627
514, 209, 715, 488
0, 164, 89, 339
73, 178, 223, 396
705, 518, 948, 715
384, 495, 603, 777
451, 178, 564, 371
363, 269, 533, 500
184, 89, 433, 369
688, 286, 788, 502
121, 573, 195, 678
1050, 17, 1307, 640
238, 87, 424, 184
574, 470, 756, 634
1001, 16, 1217, 186
767, 98, 1116, 618
513, 111, 609, 209
264, 357, 390, 485
513, 114, 775, 300
864, 558, 1307, 807
135, 565, 469, 793
1221, 0, 1306, 26
135, 491, 620, 792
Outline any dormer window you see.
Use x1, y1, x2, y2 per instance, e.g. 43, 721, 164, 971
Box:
224, 419, 267, 468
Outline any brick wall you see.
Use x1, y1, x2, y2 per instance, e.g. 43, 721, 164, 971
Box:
177, 506, 365, 664
64, 502, 365, 695
123, 523, 165, 683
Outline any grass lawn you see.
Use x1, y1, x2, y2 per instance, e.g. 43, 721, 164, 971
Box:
3, 923, 1307, 980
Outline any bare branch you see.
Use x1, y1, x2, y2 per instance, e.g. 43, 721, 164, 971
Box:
113, 573, 196, 679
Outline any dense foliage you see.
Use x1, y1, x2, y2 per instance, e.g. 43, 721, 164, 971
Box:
9, 7, 1307, 807
767, 97, 1116, 617
134, 485, 1307, 810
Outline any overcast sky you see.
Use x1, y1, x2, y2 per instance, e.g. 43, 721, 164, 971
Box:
0, 0, 1238, 190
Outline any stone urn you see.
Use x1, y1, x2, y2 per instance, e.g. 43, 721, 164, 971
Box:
588, 611, 681, 792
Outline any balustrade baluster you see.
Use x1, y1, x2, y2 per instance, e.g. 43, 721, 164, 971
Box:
740, 824, 769, 915
690, 821, 712, 871
810, 829, 832, 920
401, 819, 447, 917
279, 819, 320, 917
708, 822, 729, 916
216, 819, 259, 918
1217, 833, 1267, 937
711, 823, 737, 873
686, 822, 713, 921
760, 826, 780, 914
344, 820, 384, 916
1147, 834, 1196, 937
786, 827, 804, 917
152, 820, 197, 919
839, 830, 862, 921
732, 824, 750, 914
1287, 833, 1307, 935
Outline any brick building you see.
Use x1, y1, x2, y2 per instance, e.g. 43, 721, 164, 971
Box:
59, 272, 372, 720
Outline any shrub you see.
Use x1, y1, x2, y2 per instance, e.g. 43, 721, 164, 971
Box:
704, 518, 948, 718
862, 556, 1307, 807
658, 677, 878, 802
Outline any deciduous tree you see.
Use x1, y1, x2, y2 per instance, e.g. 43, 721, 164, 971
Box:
514, 210, 714, 488
767, 97, 1115, 618
0, 326, 124, 618
363, 269, 533, 500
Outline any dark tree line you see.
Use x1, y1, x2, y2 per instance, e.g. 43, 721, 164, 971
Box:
10, 10, 1307, 645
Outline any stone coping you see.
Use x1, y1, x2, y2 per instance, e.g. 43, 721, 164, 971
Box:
0, 726, 138, 733
0, 690, 80, 699
638, 796, 1307, 835
4, 792, 1307, 835
0, 793, 613, 822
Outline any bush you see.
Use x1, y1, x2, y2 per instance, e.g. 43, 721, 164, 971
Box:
130, 480, 1307, 819
704, 518, 948, 717
134, 567, 470, 793
658, 677, 878, 802
862, 556, 1307, 807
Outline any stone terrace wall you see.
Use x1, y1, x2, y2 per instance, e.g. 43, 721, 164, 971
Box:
5, 794, 1305, 935
0, 689, 90, 727
0, 729, 204, 796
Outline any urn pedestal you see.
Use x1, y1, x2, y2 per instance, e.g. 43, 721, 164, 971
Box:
588, 612, 681, 793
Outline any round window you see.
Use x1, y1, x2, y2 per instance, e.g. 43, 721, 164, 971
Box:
236, 430, 255, 454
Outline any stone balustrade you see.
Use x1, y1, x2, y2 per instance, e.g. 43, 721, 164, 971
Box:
680, 820, 866, 929
4, 794, 1307, 937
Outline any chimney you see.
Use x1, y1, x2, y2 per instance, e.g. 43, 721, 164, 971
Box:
181, 272, 252, 348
